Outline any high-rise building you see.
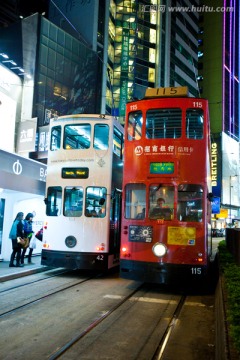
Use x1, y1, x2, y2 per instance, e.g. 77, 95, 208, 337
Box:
0, 0, 202, 121
199, 0, 239, 141
198, 0, 240, 226
48, 0, 201, 120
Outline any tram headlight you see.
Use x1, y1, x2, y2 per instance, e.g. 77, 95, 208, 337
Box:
65, 236, 77, 248
152, 243, 167, 257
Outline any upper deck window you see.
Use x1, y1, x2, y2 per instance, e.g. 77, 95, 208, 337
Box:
93, 124, 109, 150
50, 126, 61, 151
186, 109, 204, 139
127, 111, 142, 140
113, 126, 124, 158
146, 108, 182, 138
64, 124, 91, 149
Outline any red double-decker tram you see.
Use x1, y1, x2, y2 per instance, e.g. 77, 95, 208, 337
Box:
120, 87, 213, 284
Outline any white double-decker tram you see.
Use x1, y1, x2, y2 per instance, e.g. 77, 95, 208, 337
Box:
41, 114, 124, 270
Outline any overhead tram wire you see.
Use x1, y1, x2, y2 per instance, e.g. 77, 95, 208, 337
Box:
50, 0, 91, 49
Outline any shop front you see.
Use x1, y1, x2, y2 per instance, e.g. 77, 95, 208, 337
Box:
0, 149, 47, 261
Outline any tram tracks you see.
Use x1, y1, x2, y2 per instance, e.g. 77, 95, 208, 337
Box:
0, 274, 215, 360
47, 286, 186, 360
152, 295, 186, 359
48, 282, 145, 360
0, 271, 97, 317
0, 268, 71, 294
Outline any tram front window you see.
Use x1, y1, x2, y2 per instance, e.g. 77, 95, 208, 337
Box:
85, 187, 107, 217
64, 187, 83, 217
177, 184, 203, 222
186, 109, 204, 139
50, 126, 61, 151
146, 108, 182, 139
64, 124, 91, 149
46, 186, 62, 216
125, 184, 146, 219
149, 185, 174, 220
127, 111, 142, 140
93, 124, 109, 150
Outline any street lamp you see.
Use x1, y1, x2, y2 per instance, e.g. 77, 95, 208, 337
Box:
230, 175, 238, 221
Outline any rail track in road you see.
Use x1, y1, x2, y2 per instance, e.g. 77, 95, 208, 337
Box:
49, 289, 187, 360
0, 269, 101, 317
0, 271, 215, 360
0, 268, 70, 294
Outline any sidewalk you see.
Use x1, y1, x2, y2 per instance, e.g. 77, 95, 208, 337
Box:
0, 254, 51, 282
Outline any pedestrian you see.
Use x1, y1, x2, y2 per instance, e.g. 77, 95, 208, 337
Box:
28, 227, 43, 263
8, 212, 24, 267
21, 213, 34, 265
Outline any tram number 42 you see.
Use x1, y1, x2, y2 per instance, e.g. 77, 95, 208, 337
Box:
191, 267, 202, 275
96, 255, 104, 261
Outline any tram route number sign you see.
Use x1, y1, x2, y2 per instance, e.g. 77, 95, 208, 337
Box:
145, 86, 189, 98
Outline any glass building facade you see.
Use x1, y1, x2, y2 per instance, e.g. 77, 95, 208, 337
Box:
105, 0, 200, 120
36, 16, 101, 127
223, 0, 239, 140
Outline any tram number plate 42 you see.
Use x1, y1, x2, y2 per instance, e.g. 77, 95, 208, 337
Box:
191, 267, 202, 275
96, 255, 104, 261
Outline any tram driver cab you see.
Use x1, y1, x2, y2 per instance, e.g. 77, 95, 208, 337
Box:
149, 197, 172, 220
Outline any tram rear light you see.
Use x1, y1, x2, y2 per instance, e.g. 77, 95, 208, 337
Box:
152, 243, 167, 257
97, 243, 105, 251
121, 247, 131, 257
43, 243, 50, 249
197, 253, 203, 262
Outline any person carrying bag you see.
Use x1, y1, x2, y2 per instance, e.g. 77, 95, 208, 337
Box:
9, 212, 25, 267
21, 213, 34, 265
28, 227, 43, 263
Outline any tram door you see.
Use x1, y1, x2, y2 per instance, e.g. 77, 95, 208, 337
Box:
109, 189, 122, 254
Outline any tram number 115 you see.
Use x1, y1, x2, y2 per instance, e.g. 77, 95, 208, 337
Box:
191, 267, 202, 275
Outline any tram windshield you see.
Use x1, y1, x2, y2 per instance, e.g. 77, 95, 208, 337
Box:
149, 185, 174, 220
177, 184, 203, 222
85, 186, 107, 218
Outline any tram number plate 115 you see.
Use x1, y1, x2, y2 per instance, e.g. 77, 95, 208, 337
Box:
191, 267, 202, 275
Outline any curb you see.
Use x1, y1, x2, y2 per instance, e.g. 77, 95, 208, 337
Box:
0, 266, 53, 282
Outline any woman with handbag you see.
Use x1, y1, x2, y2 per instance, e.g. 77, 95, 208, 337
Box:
21, 213, 34, 265
9, 212, 24, 267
